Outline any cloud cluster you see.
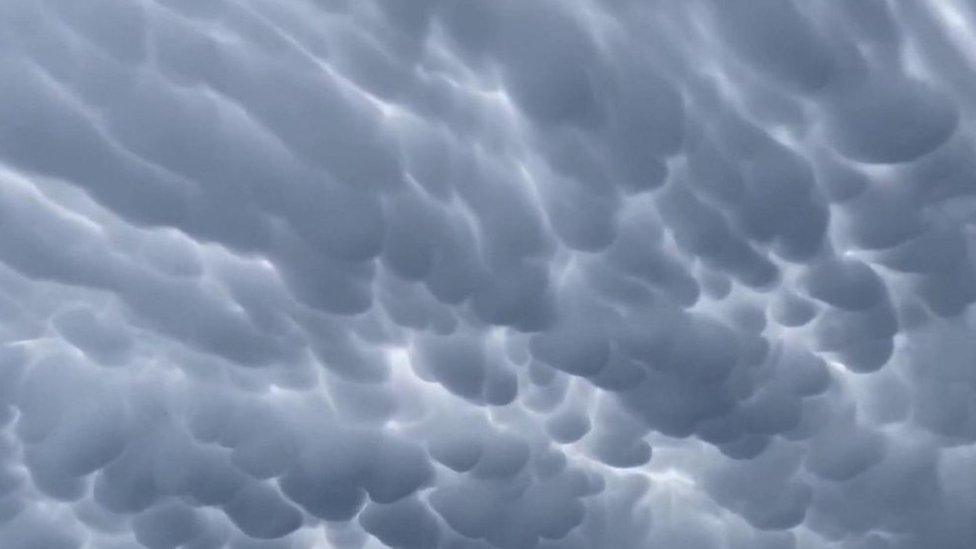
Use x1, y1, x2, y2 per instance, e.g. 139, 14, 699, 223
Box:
1, 0, 976, 547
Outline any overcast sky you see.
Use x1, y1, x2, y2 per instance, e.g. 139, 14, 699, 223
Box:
1, 1, 976, 548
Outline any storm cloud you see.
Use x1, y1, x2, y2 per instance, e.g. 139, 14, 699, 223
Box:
1, 0, 976, 547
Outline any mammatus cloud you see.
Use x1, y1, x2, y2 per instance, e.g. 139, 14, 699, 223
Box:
1, 0, 976, 547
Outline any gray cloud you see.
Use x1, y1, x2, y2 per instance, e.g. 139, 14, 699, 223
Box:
1, 0, 976, 547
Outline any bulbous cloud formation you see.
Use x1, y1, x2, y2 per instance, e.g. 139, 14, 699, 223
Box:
2, 0, 976, 547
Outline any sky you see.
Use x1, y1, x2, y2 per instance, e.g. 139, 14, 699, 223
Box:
1, 0, 976, 548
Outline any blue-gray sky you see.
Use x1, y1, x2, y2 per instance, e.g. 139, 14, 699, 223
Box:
1, 1, 975, 548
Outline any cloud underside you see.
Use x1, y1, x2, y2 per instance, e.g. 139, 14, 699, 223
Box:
1, 0, 976, 548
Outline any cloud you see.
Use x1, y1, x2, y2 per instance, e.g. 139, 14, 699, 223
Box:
1, 0, 976, 547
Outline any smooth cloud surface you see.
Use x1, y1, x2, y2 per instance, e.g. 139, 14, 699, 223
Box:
1, 0, 976, 547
